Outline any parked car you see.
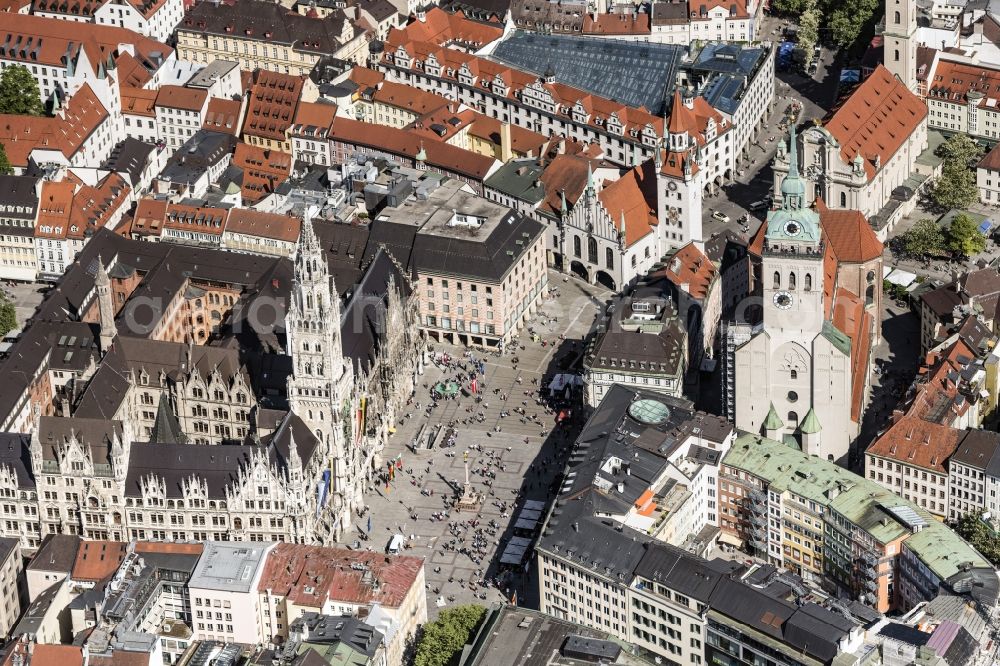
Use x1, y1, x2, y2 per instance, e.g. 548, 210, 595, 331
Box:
749, 200, 769, 211
711, 210, 730, 223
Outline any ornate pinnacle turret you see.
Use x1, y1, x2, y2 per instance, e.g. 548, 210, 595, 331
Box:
298, 211, 320, 252
780, 122, 806, 211
96, 255, 117, 354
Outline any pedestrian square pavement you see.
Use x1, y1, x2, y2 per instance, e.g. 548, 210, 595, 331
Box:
347, 271, 610, 616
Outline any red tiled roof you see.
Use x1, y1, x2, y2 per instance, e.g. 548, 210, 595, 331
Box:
666, 90, 727, 145
202, 97, 242, 134
68, 172, 131, 238
394, 7, 502, 47
290, 101, 337, 137
122, 0, 169, 20
382, 37, 662, 137
410, 105, 476, 143
818, 201, 883, 262
0, 0, 31, 11
824, 64, 927, 180
928, 59, 1000, 110
907, 337, 978, 426
115, 51, 154, 88
582, 12, 650, 35
688, 0, 749, 19
373, 81, 450, 115
72, 540, 127, 582
31, 646, 84, 666
598, 161, 659, 248
163, 202, 227, 236
0, 83, 109, 167
0, 13, 172, 73
225, 208, 301, 242
121, 86, 157, 117
347, 65, 385, 88
134, 541, 204, 555
35, 180, 76, 239
747, 219, 765, 256
467, 116, 546, 156
979, 141, 1000, 172
132, 197, 168, 236
233, 142, 293, 204
831, 287, 873, 421
538, 153, 593, 218
242, 70, 305, 142
866, 414, 962, 472
329, 116, 496, 180
258, 543, 423, 609
155, 85, 208, 113
657, 242, 718, 300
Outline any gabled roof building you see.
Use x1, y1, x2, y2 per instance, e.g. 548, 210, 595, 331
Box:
773, 65, 928, 237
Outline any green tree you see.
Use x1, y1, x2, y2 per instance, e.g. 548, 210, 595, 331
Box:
933, 164, 979, 210
900, 218, 945, 257
0, 296, 15, 338
937, 133, 983, 167
414, 605, 487, 666
955, 511, 1000, 566
0, 65, 43, 116
796, 5, 822, 60
946, 212, 987, 257
0, 142, 11, 175
772, 0, 812, 13
932, 135, 983, 210
825, 0, 879, 47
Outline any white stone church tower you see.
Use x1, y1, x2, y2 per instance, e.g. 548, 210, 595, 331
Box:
735, 125, 856, 463
884, 0, 917, 90
286, 215, 357, 538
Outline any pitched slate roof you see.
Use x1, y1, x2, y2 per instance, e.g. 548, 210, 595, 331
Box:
151, 394, 187, 444
180, 0, 352, 54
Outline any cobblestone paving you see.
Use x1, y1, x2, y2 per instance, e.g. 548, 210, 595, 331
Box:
347, 271, 610, 617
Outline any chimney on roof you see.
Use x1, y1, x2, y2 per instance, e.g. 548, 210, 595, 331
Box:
500, 122, 513, 162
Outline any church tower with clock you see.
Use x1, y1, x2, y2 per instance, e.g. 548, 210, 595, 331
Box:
760, 123, 825, 336
735, 124, 858, 464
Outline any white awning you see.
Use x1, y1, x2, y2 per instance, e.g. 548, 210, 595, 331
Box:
717, 532, 743, 548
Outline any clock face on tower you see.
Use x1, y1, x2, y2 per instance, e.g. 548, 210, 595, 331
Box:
773, 291, 793, 309
784, 221, 801, 237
